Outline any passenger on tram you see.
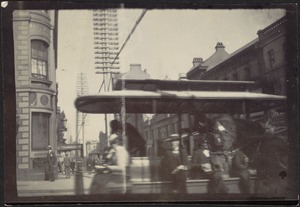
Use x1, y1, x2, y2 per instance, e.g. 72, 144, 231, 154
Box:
190, 136, 212, 180
160, 135, 188, 194
109, 119, 146, 157
106, 133, 130, 172
193, 115, 229, 193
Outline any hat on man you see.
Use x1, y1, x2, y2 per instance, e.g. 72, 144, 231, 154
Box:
163, 133, 189, 142
163, 134, 181, 143
47, 145, 52, 150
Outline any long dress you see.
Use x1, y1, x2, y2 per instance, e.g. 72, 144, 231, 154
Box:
46, 151, 57, 181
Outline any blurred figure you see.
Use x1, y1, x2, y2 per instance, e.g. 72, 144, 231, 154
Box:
209, 152, 228, 193
193, 115, 228, 193
57, 154, 63, 173
106, 134, 130, 172
160, 135, 188, 194
64, 153, 71, 178
45, 145, 57, 182
191, 136, 212, 179
86, 155, 94, 175
70, 157, 76, 174
110, 119, 146, 157
90, 126, 131, 194
231, 148, 250, 194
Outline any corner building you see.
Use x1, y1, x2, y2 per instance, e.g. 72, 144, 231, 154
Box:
13, 10, 58, 179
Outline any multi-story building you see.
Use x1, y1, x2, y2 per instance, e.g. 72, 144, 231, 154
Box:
187, 42, 230, 80
187, 16, 288, 96
13, 10, 58, 179
186, 16, 288, 130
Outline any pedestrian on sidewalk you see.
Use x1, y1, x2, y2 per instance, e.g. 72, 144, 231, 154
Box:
86, 155, 93, 175
70, 157, 76, 174
64, 153, 71, 178
57, 153, 64, 173
45, 145, 57, 182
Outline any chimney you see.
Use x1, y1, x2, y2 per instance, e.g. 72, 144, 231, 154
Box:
215, 42, 225, 51
179, 73, 188, 80
192, 57, 204, 67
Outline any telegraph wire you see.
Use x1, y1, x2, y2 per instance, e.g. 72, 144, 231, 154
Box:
111, 9, 147, 67
108, 9, 147, 91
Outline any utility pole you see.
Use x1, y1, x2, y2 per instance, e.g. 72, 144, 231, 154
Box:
76, 72, 89, 157
93, 9, 120, 140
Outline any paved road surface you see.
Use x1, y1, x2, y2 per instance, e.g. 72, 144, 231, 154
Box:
17, 172, 94, 197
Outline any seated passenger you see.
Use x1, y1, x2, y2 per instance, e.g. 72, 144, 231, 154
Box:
106, 133, 130, 172
160, 135, 188, 194
191, 136, 212, 179
110, 120, 146, 157
193, 115, 229, 193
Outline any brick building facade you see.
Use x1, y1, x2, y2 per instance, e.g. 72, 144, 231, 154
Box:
187, 16, 288, 96
13, 10, 58, 178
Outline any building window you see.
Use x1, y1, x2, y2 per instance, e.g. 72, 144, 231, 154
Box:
268, 49, 275, 69
31, 40, 48, 80
32, 112, 50, 150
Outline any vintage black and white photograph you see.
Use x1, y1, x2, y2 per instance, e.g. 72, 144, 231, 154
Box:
2, 1, 298, 205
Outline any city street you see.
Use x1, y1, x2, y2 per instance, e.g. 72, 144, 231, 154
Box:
17, 172, 94, 197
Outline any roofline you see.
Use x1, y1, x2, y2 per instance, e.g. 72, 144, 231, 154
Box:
114, 78, 257, 91
203, 38, 258, 77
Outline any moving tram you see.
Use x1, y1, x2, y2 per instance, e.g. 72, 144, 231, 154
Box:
75, 78, 287, 195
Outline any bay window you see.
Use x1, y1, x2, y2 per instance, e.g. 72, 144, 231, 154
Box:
31, 40, 48, 80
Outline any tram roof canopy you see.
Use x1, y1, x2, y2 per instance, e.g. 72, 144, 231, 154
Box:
75, 89, 286, 114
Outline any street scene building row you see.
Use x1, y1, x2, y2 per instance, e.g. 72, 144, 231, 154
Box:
13, 9, 288, 181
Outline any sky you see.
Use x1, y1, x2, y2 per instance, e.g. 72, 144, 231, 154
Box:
56, 8, 286, 145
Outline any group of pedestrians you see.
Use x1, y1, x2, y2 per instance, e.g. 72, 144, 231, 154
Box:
44, 145, 77, 181
58, 153, 76, 178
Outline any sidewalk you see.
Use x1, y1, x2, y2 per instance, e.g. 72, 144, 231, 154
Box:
17, 172, 94, 197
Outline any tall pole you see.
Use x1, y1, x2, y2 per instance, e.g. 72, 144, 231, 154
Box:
82, 120, 85, 157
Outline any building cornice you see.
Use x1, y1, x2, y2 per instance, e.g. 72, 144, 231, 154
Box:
16, 87, 57, 95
